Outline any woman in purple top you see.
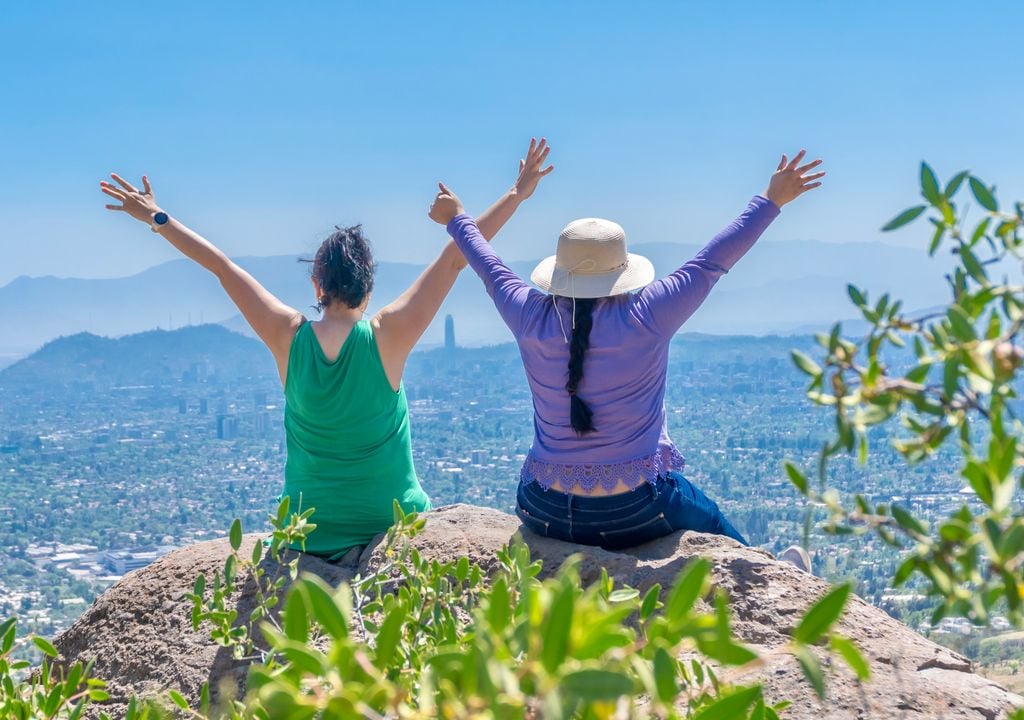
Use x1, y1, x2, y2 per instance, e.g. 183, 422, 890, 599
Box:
430, 149, 824, 551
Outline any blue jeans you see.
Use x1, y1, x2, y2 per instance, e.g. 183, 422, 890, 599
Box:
516, 471, 748, 550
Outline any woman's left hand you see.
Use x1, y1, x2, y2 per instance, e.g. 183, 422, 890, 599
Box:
511, 137, 555, 201
428, 182, 465, 225
100, 173, 162, 224
764, 150, 825, 207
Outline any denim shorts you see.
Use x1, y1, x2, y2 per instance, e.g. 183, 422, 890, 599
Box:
516, 471, 748, 550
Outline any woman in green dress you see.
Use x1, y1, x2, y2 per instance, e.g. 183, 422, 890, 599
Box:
99, 139, 554, 560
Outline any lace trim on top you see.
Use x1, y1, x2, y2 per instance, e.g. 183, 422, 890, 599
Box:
521, 446, 687, 493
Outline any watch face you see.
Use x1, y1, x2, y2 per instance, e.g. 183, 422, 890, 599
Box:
154, 212, 169, 225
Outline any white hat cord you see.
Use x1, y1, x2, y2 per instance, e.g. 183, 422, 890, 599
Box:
551, 258, 600, 343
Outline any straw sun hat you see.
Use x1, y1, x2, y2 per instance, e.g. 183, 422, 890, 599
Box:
530, 218, 656, 298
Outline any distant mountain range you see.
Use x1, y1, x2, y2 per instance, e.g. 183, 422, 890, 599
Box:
0, 323, 816, 392
0, 239, 963, 359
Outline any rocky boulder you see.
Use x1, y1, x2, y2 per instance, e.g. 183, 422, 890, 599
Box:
55, 504, 1021, 718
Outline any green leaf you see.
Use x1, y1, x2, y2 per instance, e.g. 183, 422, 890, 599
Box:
373, 605, 407, 669
847, 284, 867, 307
893, 557, 917, 586
653, 646, 679, 703
1, 617, 16, 654
881, 205, 927, 232
791, 350, 822, 377
665, 558, 710, 620
608, 587, 639, 603
972, 217, 992, 245
890, 505, 927, 537
963, 461, 994, 507
275, 496, 290, 527
455, 555, 469, 583
920, 163, 942, 205
168, 689, 190, 710
784, 462, 809, 494
229, 518, 242, 552
542, 584, 574, 673
640, 583, 662, 620
945, 170, 969, 198
794, 583, 851, 644
487, 575, 511, 632
283, 586, 310, 643
830, 635, 870, 679
251, 539, 263, 565
560, 668, 634, 701
929, 220, 945, 256
960, 247, 989, 285
278, 641, 326, 676
692, 685, 763, 720
905, 363, 931, 384
793, 644, 825, 699
32, 636, 57, 657
969, 176, 998, 212
947, 306, 977, 340
302, 577, 349, 640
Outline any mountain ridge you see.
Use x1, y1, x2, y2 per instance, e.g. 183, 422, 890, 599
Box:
0, 239, 958, 357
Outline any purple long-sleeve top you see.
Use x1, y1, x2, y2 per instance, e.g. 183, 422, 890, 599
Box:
447, 195, 780, 493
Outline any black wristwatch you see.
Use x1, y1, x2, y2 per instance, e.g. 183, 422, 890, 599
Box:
150, 211, 170, 233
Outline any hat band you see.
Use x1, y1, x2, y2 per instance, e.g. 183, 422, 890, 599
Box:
553, 258, 629, 276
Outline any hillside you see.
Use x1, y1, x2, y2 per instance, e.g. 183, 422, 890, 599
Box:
0, 324, 275, 390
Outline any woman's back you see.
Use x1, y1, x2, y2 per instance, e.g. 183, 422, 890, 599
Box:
516, 294, 682, 487
284, 320, 430, 557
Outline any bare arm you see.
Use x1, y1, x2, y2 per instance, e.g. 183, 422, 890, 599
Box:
100, 174, 302, 382
373, 139, 554, 387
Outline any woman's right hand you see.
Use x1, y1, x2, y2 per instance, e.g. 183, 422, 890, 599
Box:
100, 173, 163, 224
428, 182, 465, 225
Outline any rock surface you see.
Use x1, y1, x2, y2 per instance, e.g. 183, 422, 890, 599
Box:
55, 504, 1021, 718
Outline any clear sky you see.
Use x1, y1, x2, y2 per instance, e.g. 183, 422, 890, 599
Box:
1, 1, 1021, 286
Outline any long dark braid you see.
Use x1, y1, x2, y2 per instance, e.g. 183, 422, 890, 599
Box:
566, 298, 597, 434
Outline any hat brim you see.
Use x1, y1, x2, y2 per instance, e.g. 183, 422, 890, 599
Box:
529, 253, 656, 298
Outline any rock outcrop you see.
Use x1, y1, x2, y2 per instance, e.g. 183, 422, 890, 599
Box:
55, 504, 1021, 719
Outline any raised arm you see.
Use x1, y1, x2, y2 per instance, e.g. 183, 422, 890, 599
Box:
636, 150, 825, 335
372, 139, 554, 386
100, 174, 302, 383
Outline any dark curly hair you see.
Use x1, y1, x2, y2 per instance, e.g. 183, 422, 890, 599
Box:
301, 225, 376, 311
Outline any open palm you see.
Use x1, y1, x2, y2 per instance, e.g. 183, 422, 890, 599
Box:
513, 137, 554, 200
765, 150, 825, 207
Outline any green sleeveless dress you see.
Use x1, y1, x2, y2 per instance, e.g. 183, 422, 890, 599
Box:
283, 319, 431, 559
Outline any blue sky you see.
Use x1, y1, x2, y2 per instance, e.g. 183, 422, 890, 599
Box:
1, 1, 1021, 286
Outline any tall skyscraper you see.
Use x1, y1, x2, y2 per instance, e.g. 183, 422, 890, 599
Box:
444, 314, 456, 353
216, 414, 239, 440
